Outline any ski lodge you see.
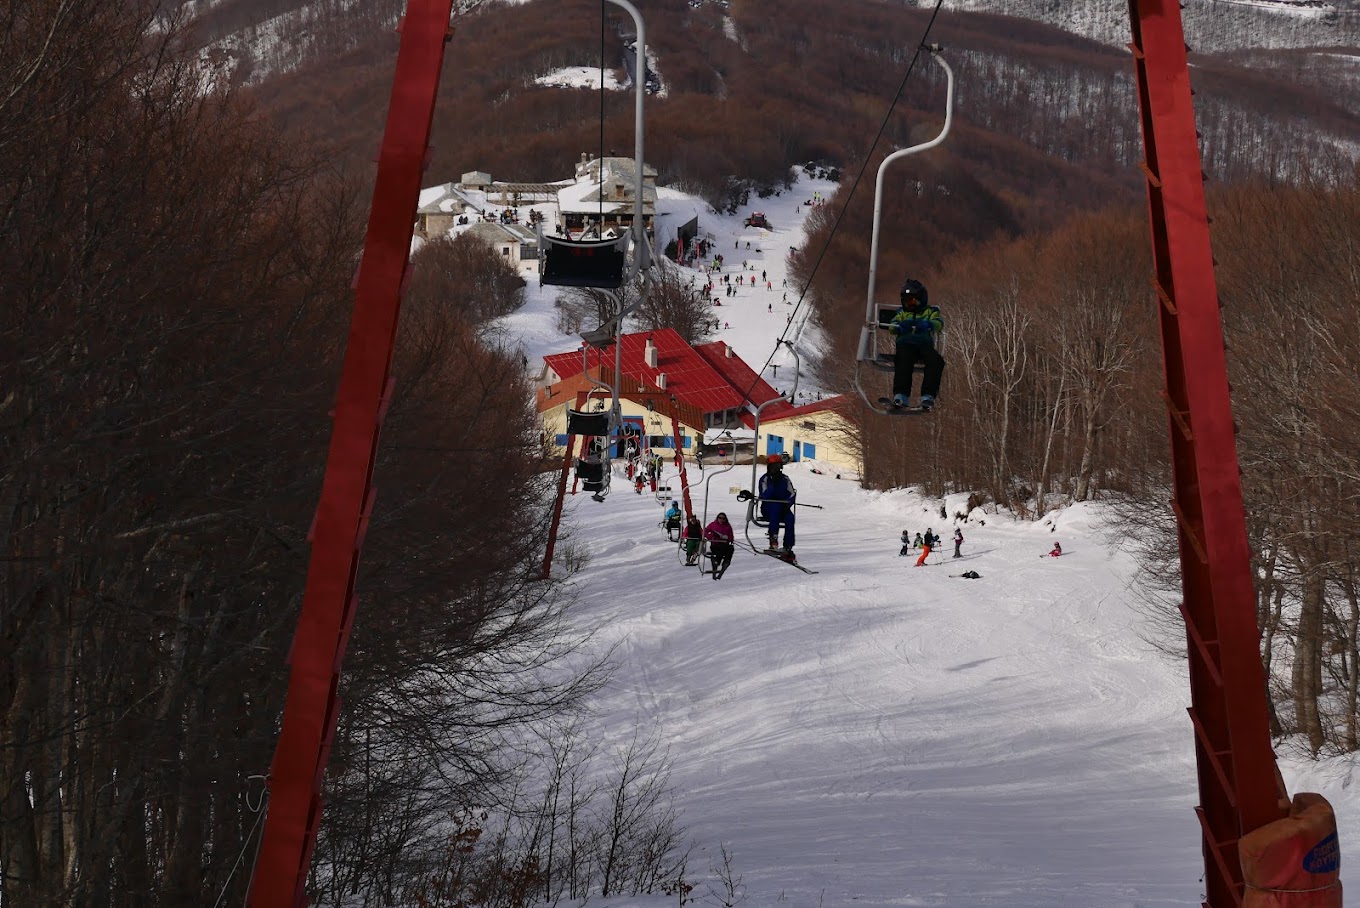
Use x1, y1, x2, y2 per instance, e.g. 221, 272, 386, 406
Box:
537, 329, 860, 473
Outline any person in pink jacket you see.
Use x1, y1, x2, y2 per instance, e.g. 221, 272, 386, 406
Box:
704, 513, 735, 580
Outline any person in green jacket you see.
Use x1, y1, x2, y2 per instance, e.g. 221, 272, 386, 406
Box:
888, 278, 945, 410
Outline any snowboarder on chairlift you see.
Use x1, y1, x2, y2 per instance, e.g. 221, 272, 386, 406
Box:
759, 454, 797, 554
888, 279, 945, 411
705, 513, 736, 579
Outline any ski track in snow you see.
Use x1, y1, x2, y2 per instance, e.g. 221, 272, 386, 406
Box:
557, 476, 1223, 906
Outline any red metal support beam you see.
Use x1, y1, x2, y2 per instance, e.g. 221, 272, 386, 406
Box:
1127, 2, 1287, 903
248, 3, 455, 904
665, 402, 695, 520
542, 394, 587, 579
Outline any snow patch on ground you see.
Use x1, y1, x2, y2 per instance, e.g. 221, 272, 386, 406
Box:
534, 66, 627, 91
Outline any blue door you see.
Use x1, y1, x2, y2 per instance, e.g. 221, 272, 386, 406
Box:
803, 442, 816, 460
767, 434, 784, 458
792, 440, 802, 462
616, 416, 645, 458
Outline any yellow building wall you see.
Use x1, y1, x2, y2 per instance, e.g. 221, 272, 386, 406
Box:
542, 398, 701, 456
757, 410, 861, 474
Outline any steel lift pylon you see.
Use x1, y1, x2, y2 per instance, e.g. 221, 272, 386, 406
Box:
1127, 2, 1328, 905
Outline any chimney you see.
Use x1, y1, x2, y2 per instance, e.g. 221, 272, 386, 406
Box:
725, 345, 735, 358
644, 337, 658, 369
615, 181, 626, 200
657, 372, 667, 390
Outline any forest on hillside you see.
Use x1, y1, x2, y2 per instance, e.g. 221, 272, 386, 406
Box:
231, 0, 1359, 225
2, 4, 692, 906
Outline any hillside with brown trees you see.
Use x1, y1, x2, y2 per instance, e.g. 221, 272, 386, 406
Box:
2, 3, 689, 905
237, 0, 1359, 221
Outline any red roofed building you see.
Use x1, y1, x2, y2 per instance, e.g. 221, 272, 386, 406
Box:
542, 329, 788, 430
538, 330, 861, 473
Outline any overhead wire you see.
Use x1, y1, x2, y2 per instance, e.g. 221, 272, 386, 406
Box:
598, 0, 606, 230
729, 0, 949, 420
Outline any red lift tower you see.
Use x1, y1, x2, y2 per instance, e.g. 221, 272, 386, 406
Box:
1128, 2, 1337, 905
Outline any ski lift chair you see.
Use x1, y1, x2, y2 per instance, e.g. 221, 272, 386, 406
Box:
851, 47, 955, 415
538, 227, 630, 289
566, 385, 613, 436
575, 453, 610, 501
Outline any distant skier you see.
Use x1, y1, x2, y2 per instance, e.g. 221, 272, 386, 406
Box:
634, 474, 646, 495
705, 512, 736, 579
683, 516, 704, 565
664, 501, 683, 539
953, 528, 964, 559
915, 528, 937, 567
899, 529, 912, 557
1048, 541, 1063, 558
888, 278, 945, 411
759, 454, 797, 554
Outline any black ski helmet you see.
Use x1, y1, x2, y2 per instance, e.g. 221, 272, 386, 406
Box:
901, 279, 928, 307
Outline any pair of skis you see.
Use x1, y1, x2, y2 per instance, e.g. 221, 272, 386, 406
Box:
877, 397, 932, 416
756, 546, 818, 574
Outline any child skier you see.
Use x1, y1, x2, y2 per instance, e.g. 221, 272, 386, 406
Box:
913, 531, 924, 550
664, 502, 683, 539
916, 528, 937, 567
953, 528, 964, 559
899, 529, 912, 557
887, 278, 945, 411
705, 513, 736, 579
1048, 541, 1063, 558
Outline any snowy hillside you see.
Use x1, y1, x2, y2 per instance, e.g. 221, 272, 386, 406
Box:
911, 0, 1360, 51
503, 172, 1360, 904
192, 0, 1360, 88
479, 169, 841, 400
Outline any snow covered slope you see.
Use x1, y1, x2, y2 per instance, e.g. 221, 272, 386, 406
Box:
555, 467, 1359, 905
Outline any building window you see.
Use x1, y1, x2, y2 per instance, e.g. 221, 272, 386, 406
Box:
501, 247, 511, 256
801, 420, 816, 431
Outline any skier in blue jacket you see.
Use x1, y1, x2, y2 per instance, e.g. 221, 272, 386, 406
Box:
888, 278, 945, 411
758, 454, 797, 553
664, 501, 683, 539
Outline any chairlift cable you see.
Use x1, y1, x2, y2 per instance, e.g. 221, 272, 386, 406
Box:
598, 0, 606, 229
728, 0, 948, 418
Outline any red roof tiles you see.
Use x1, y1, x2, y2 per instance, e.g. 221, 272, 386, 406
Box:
543, 329, 783, 417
